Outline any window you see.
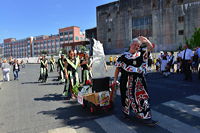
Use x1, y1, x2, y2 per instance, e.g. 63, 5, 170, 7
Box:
75, 36, 79, 41
177, 0, 183, 4
65, 37, 68, 41
152, 0, 157, 9
178, 16, 184, 23
178, 30, 184, 35
60, 32, 63, 36
60, 38, 64, 41
108, 28, 111, 32
108, 38, 111, 42
69, 31, 73, 35
69, 37, 73, 40
64, 32, 68, 35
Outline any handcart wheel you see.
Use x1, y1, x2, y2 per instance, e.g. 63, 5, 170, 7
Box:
90, 106, 94, 113
82, 104, 85, 108
90, 104, 96, 113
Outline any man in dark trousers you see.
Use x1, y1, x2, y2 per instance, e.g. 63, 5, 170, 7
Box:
181, 44, 194, 81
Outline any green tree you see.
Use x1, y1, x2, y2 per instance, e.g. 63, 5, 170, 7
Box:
79, 45, 88, 53
61, 48, 68, 55
40, 50, 48, 55
186, 28, 200, 49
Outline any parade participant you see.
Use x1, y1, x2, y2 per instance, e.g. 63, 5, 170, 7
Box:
63, 50, 80, 99
13, 59, 20, 80
114, 36, 157, 126
57, 54, 65, 82
80, 52, 91, 84
181, 44, 194, 81
39, 55, 48, 82
49, 55, 56, 72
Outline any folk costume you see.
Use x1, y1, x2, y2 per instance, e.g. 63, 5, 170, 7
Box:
63, 56, 80, 97
80, 57, 91, 84
57, 56, 65, 82
39, 58, 48, 82
116, 50, 152, 120
49, 57, 56, 72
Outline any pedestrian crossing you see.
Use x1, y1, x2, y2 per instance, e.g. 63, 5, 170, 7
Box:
46, 94, 200, 133
187, 95, 200, 102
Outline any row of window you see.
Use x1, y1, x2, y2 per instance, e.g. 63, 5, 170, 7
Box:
60, 37, 73, 41
34, 40, 59, 45
34, 45, 60, 50
59, 31, 73, 36
132, 16, 152, 27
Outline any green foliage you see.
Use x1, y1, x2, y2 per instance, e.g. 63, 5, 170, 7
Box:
40, 50, 48, 55
60, 48, 67, 55
186, 28, 200, 49
78, 45, 88, 53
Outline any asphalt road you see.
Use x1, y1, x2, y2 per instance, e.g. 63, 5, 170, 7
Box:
0, 64, 200, 133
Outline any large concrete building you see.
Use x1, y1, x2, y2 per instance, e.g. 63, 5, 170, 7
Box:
2, 26, 85, 58
97, 0, 200, 54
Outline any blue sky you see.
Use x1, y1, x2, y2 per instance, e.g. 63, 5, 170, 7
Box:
0, 0, 115, 43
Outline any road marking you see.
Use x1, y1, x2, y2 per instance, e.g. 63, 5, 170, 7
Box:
47, 127, 76, 133
152, 110, 200, 133
187, 95, 200, 102
95, 115, 137, 133
162, 100, 200, 118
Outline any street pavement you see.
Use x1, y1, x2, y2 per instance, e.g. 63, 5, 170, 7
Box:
0, 64, 200, 133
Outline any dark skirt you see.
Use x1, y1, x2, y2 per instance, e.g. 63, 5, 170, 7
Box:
123, 73, 151, 119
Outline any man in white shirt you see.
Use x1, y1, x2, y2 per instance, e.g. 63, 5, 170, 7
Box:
181, 44, 194, 81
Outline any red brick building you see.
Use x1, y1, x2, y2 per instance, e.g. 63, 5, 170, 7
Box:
3, 26, 85, 58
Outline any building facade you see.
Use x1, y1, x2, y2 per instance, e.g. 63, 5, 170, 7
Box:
0, 43, 4, 58
97, 0, 200, 53
59, 26, 85, 52
85, 27, 97, 40
2, 26, 85, 58
3, 37, 33, 58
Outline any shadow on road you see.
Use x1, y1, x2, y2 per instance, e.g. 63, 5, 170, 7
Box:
21, 81, 40, 84
34, 93, 65, 102
47, 76, 58, 79
39, 82, 61, 86
37, 100, 112, 132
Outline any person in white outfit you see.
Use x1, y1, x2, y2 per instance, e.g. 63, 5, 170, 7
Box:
160, 52, 169, 76
1, 59, 11, 81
